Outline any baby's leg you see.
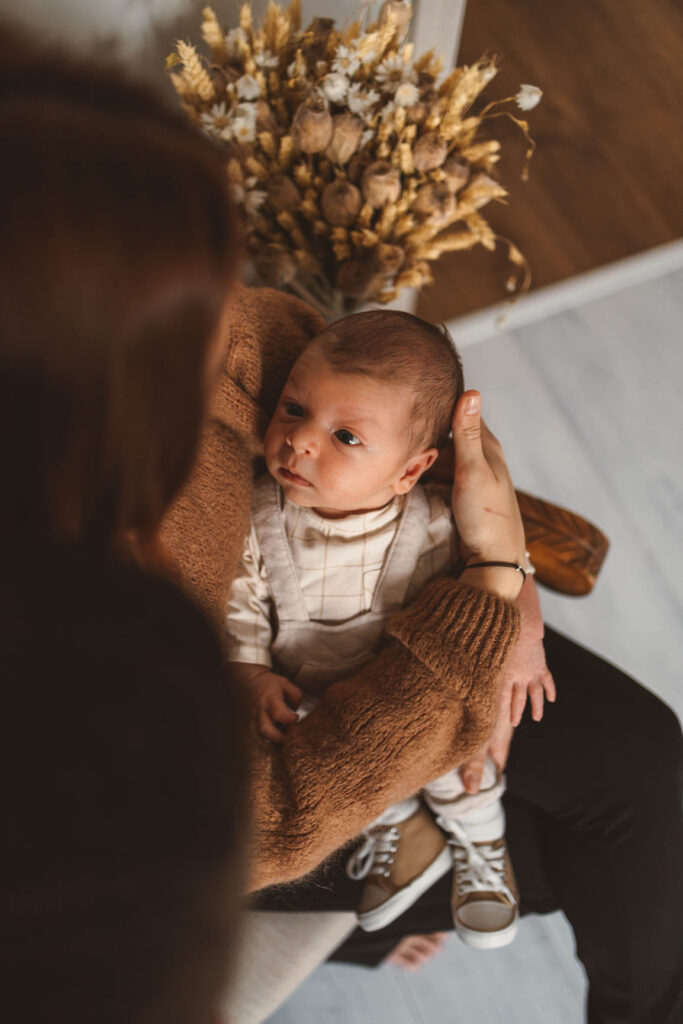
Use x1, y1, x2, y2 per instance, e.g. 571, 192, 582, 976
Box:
346, 795, 451, 933
423, 763, 517, 950
423, 758, 505, 842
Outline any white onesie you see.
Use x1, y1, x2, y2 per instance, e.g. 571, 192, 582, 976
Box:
226, 473, 504, 824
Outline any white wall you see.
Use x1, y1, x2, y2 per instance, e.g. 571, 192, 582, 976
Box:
0, 0, 463, 89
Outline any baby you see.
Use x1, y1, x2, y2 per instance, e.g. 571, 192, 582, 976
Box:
226, 309, 553, 948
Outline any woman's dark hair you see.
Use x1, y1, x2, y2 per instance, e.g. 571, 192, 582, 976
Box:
0, 22, 247, 1024
1, 545, 248, 1024
0, 21, 240, 544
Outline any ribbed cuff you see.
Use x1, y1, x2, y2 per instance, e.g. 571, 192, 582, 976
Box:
386, 577, 520, 700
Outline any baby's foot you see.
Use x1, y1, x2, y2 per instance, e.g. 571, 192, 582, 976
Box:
346, 803, 451, 932
438, 815, 518, 950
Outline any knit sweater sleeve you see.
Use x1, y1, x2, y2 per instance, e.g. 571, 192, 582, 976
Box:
159, 285, 520, 891
247, 578, 518, 890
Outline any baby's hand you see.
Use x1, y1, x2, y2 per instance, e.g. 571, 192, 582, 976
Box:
503, 574, 556, 725
231, 663, 303, 743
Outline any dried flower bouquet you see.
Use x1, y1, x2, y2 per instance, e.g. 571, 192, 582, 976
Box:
168, 0, 540, 317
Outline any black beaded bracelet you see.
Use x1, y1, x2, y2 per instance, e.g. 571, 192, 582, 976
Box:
462, 560, 527, 584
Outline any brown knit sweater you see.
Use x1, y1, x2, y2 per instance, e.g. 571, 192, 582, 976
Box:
161, 284, 520, 893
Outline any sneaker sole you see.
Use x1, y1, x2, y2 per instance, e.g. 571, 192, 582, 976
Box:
455, 916, 518, 950
357, 846, 452, 932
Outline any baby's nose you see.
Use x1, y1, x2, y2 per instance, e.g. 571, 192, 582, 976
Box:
287, 426, 319, 457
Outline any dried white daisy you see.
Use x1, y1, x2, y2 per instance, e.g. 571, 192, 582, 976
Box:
234, 101, 258, 124
322, 72, 349, 104
245, 189, 267, 215
236, 74, 261, 100
332, 44, 361, 78
254, 49, 279, 69
232, 117, 257, 144
376, 52, 416, 90
225, 26, 246, 58
394, 81, 419, 107
347, 83, 380, 116
516, 84, 543, 111
229, 182, 245, 203
200, 101, 229, 135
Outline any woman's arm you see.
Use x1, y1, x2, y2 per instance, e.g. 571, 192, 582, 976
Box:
248, 577, 519, 890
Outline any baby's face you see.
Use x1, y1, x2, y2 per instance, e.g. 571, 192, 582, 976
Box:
264, 344, 433, 517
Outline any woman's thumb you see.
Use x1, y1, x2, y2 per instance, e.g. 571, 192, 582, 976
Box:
452, 390, 483, 469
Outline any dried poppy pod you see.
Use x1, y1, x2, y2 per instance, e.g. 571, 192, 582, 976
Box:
379, 0, 412, 39
374, 243, 405, 275
362, 161, 401, 208
326, 113, 364, 165
443, 155, 470, 193
267, 175, 301, 213
321, 180, 362, 226
336, 258, 382, 299
413, 132, 447, 172
413, 181, 455, 222
254, 244, 297, 287
405, 102, 427, 124
292, 98, 334, 153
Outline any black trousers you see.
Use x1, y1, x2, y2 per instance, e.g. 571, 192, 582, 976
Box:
255, 627, 683, 1024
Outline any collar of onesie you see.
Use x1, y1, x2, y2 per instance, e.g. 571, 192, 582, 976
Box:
282, 492, 405, 537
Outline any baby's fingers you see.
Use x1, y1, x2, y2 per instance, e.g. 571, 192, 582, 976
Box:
258, 708, 285, 744
266, 694, 299, 726
281, 678, 303, 710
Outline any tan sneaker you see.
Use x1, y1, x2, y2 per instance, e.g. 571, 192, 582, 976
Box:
443, 818, 518, 950
346, 805, 452, 933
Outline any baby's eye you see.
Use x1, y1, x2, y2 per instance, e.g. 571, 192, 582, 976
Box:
283, 401, 303, 417
335, 429, 362, 447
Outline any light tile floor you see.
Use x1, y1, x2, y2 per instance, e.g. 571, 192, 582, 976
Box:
266, 266, 683, 1024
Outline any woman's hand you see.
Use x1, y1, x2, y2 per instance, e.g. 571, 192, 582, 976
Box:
451, 391, 527, 601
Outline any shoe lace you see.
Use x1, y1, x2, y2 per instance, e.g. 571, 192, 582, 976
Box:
345, 824, 401, 881
442, 818, 515, 903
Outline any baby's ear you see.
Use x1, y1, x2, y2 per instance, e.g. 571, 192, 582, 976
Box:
394, 448, 439, 494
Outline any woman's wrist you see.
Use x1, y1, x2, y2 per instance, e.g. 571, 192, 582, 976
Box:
459, 561, 525, 602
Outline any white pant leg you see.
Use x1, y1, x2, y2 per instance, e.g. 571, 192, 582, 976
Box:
220, 910, 357, 1024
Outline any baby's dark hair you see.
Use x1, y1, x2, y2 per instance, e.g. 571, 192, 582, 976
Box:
316, 309, 464, 450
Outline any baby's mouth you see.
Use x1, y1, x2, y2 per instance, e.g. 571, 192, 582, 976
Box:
280, 465, 312, 487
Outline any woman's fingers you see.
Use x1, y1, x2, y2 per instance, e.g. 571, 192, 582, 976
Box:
528, 680, 546, 721
451, 391, 484, 473
542, 668, 557, 703
450, 391, 525, 570
459, 744, 487, 794
488, 716, 515, 772
509, 681, 528, 726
